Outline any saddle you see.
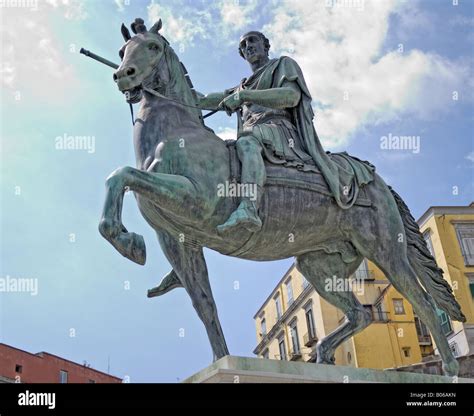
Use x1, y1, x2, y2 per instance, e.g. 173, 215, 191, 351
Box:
225, 140, 372, 208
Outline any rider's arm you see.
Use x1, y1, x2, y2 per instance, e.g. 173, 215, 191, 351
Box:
239, 81, 301, 109
196, 91, 232, 111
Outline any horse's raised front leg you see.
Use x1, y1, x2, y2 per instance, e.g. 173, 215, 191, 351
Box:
157, 231, 229, 360
99, 166, 199, 265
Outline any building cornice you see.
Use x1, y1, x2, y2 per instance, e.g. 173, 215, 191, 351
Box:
253, 277, 394, 354
417, 205, 474, 229
253, 262, 296, 319
253, 283, 313, 355
0, 343, 121, 381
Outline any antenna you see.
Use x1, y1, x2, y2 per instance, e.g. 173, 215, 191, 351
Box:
107, 355, 110, 374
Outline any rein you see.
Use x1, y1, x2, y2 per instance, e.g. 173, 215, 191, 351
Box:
128, 86, 218, 125
143, 87, 214, 111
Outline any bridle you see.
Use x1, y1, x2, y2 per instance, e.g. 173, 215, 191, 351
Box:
126, 48, 219, 124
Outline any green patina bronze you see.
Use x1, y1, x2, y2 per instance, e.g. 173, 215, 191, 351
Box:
87, 18, 465, 376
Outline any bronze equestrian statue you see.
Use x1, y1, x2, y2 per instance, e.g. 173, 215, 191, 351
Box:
92, 18, 465, 376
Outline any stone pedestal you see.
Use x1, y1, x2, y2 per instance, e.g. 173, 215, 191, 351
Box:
183, 356, 473, 383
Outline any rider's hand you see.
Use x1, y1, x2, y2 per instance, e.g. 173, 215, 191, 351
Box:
218, 92, 243, 116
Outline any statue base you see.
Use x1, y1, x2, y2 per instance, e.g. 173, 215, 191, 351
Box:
182, 356, 473, 383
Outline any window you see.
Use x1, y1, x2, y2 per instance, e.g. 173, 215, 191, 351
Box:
285, 278, 294, 305
468, 274, 474, 299
88, 379, 96, 383
393, 299, 405, 315
423, 231, 435, 257
289, 320, 300, 354
363, 304, 374, 320
59, 370, 68, 384
402, 347, 411, 358
278, 335, 287, 361
262, 349, 269, 359
302, 276, 310, 289
274, 293, 282, 319
454, 223, 474, 266
15, 364, 22, 373
260, 318, 267, 337
374, 303, 385, 321
414, 316, 430, 339
305, 307, 316, 339
347, 352, 352, 363
437, 309, 453, 336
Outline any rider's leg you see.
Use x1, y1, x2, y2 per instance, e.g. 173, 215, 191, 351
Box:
217, 135, 266, 234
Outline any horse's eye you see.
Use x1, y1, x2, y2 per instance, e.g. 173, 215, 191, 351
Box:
119, 50, 124, 60
148, 43, 159, 51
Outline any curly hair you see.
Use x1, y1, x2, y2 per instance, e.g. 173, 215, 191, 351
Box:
238, 31, 271, 59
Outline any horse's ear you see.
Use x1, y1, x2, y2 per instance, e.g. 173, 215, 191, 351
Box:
121, 23, 131, 41
149, 19, 162, 34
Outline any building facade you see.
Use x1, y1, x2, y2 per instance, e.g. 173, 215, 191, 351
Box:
0, 343, 122, 383
253, 203, 474, 371
419, 203, 474, 358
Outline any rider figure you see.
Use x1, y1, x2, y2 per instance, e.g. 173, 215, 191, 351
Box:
200, 31, 308, 234
198, 31, 374, 235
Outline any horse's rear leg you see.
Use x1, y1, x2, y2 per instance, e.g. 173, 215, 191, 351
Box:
349, 183, 459, 376
367, 252, 459, 377
99, 166, 200, 265
157, 231, 229, 360
296, 251, 370, 364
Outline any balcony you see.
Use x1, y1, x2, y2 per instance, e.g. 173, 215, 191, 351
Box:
289, 350, 302, 361
303, 332, 318, 347
338, 309, 390, 324
372, 311, 390, 322
418, 335, 432, 345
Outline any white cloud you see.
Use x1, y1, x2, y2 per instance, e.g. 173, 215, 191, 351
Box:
147, 1, 212, 49
262, 0, 472, 149
218, 0, 258, 31
44, 0, 88, 20
115, 0, 125, 12
1, 4, 79, 102
392, 0, 436, 41
216, 127, 237, 141
146, 0, 259, 50
467, 152, 474, 163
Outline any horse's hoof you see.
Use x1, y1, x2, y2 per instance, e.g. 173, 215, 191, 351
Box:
442, 360, 459, 377
316, 341, 335, 365
147, 270, 182, 298
316, 357, 336, 365
127, 232, 147, 265
112, 232, 146, 265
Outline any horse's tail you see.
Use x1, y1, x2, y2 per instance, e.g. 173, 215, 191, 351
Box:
389, 186, 466, 322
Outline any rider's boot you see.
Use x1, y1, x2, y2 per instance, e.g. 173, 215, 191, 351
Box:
217, 185, 263, 234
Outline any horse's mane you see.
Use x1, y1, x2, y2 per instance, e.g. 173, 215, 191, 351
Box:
160, 37, 203, 122
163, 38, 197, 97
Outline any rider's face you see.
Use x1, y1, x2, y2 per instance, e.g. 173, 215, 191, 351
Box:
240, 35, 267, 64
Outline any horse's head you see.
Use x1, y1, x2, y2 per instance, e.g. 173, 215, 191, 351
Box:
113, 18, 166, 103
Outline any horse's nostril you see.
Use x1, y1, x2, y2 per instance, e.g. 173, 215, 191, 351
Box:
127, 67, 135, 76
113, 73, 118, 82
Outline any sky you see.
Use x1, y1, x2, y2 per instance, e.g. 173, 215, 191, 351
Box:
0, 0, 473, 382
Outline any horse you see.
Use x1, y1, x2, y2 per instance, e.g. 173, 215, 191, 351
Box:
98, 18, 465, 376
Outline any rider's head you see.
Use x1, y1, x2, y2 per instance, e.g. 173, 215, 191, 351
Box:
238, 31, 270, 63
